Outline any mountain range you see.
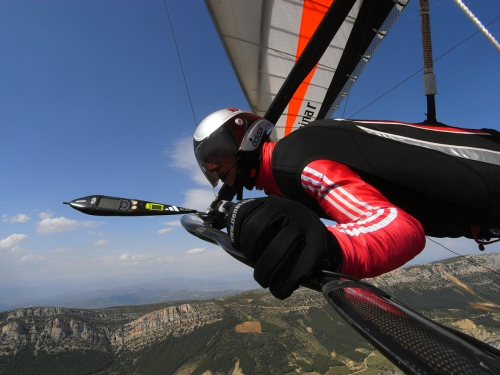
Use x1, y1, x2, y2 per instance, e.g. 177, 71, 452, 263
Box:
1, 253, 499, 374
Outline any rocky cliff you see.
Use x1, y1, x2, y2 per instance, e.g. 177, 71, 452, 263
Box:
0, 302, 225, 356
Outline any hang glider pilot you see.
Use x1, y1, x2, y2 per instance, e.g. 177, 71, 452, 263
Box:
193, 108, 500, 300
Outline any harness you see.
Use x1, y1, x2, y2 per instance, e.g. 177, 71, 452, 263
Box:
271, 119, 500, 240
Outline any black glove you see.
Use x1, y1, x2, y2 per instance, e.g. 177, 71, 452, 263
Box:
205, 200, 234, 229
226, 196, 342, 299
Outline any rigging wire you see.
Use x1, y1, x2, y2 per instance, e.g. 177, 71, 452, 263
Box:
347, 15, 500, 119
162, 0, 198, 126
426, 236, 500, 277
341, 91, 350, 119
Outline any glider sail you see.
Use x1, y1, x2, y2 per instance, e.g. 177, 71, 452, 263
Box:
205, 0, 408, 140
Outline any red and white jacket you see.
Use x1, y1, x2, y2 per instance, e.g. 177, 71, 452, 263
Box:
255, 142, 425, 279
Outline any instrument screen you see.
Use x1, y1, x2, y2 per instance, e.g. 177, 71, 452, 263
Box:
97, 197, 121, 209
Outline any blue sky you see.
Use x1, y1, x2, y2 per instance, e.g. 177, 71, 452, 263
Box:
1, 1, 499, 298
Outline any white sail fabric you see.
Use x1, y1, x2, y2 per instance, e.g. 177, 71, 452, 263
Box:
205, 0, 407, 140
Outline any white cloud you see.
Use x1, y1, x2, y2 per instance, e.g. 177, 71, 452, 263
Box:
119, 253, 130, 261
186, 247, 205, 255
169, 136, 210, 186
119, 253, 150, 261
158, 220, 185, 233
93, 239, 109, 246
182, 189, 216, 211
0, 244, 255, 287
3, 214, 31, 223
20, 254, 44, 262
39, 211, 53, 219
163, 220, 182, 227
51, 247, 74, 253
158, 228, 174, 234
0, 234, 28, 249
36, 212, 101, 234
119, 253, 170, 264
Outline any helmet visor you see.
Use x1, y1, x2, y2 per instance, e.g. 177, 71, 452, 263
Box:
194, 125, 239, 187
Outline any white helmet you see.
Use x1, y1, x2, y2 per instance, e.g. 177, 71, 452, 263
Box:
193, 108, 274, 187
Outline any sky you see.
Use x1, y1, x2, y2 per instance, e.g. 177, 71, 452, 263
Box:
1, 0, 499, 301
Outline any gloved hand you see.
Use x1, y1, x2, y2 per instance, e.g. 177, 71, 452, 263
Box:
226, 196, 342, 299
205, 200, 234, 229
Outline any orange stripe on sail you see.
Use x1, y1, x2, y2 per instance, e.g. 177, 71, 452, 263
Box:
284, 0, 334, 136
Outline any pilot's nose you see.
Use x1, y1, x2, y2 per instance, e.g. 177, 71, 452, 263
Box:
207, 163, 219, 173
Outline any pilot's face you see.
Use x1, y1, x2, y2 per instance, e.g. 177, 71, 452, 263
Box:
205, 149, 237, 186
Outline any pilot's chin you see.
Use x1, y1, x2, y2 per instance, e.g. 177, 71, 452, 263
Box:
221, 178, 235, 187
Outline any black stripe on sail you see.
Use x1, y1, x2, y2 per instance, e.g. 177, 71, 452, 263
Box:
264, 0, 358, 124
317, 0, 400, 119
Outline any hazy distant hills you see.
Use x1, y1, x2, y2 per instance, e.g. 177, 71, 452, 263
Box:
0, 276, 260, 312
1, 253, 499, 375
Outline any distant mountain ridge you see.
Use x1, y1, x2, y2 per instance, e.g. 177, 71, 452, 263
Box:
0, 276, 259, 312
372, 252, 500, 310
1, 253, 499, 374
373, 252, 500, 288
